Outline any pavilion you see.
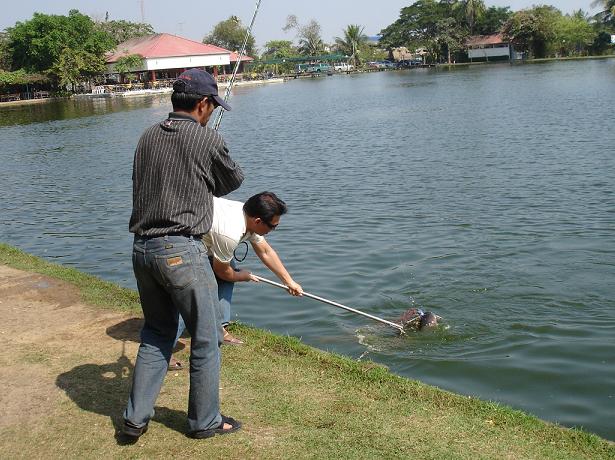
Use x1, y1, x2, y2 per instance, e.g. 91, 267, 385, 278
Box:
106, 33, 253, 83
466, 34, 515, 62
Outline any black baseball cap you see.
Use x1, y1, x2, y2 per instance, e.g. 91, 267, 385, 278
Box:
173, 68, 231, 111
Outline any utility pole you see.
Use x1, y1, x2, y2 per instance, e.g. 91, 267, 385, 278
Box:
139, 0, 145, 22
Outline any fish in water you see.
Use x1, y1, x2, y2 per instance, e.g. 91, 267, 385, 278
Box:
399, 308, 440, 330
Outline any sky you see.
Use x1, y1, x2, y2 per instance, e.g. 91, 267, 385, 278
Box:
1, 0, 601, 50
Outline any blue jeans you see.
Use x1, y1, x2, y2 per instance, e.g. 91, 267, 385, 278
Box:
124, 235, 223, 433
175, 258, 236, 342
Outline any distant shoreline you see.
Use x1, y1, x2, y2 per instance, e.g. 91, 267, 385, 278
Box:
2, 56, 614, 108
0, 77, 286, 107
438, 54, 615, 67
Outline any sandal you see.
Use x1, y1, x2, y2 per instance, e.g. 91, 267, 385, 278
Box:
188, 415, 242, 439
168, 357, 183, 371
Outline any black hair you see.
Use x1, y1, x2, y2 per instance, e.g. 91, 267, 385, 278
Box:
171, 92, 206, 111
243, 192, 287, 222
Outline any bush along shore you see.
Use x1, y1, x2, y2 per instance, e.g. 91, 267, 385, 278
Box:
0, 242, 613, 459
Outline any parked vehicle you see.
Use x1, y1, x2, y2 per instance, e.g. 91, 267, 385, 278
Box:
333, 63, 354, 71
295, 63, 332, 73
397, 59, 424, 68
367, 61, 396, 69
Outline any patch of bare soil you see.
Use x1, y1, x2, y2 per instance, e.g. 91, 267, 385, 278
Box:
0, 265, 141, 429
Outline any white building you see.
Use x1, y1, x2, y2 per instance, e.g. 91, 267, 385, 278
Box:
466, 34, 514, 62
106, 33, 251, 82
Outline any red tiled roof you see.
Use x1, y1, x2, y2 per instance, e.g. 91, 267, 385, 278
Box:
106, 33, 230, 63
466, 33, 507, 47
229, 51, 254, 62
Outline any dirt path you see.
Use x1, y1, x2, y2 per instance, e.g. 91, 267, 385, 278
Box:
0, 265, 142, 432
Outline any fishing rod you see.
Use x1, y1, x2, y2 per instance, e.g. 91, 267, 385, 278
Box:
252, 274, 406, 334
213, 0, 262, 131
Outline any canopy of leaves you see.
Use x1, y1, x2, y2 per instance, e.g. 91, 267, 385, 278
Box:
203, 16, 256, 55
433, 17, 467, 62
6, 10, 115, 72
114, 54, 144, 74
454, 0, 486, 34
96, 19, 154, 46
502, 5, 561, 57
476, 6, 513, 35
49, 48, 106, 87
261, 40, 297, 59
553, 10, 597, 55
379, 0, 455, 49
0, 68, 49, 86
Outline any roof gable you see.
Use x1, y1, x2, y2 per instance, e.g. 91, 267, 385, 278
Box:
466, 33, 507, 47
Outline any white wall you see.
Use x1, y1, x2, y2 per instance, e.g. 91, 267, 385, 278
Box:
145, 54, 230, 71
468, 46, 510, 60
108, 53, 231, 73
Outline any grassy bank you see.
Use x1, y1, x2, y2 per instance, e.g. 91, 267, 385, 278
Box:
0, 242, 139, 312
1, 242, 613, 459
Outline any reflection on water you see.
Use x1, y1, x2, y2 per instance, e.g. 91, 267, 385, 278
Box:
1, 60, 615, 439
0, 94, 170, 127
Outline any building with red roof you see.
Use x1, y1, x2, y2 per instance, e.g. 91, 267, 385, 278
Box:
466, 34, 515, 62
106, 33, 253, 83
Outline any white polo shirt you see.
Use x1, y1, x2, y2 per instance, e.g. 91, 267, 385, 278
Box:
203, 197, 264, 263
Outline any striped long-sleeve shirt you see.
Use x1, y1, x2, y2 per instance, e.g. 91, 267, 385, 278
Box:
129, 112, 244, 236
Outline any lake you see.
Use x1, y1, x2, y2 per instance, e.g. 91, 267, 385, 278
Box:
1, 60, 614, 440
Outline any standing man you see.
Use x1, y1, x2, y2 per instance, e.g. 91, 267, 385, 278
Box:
123, 69, 243, 440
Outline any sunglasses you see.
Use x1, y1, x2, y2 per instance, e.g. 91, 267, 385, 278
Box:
261, 219, 278, 230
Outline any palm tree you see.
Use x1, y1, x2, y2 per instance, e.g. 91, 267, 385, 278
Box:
334, 24, 369, 67
456, 0, 486, 35
591, 0, 615, 23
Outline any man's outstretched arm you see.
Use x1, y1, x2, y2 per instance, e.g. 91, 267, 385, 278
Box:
251, 240, 303, 296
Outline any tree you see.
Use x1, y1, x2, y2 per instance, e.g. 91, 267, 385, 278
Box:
203, 16, 256, 55
0, 68, 48, 87
49, 47, 105, 88
455, 0, 486, 34
591, 0, 615, 25
96, 19, 154, 46
0, 32, 11, 71
284, 16, 326, 55
553, 10, 596, 56
475, 6, 513, 35
379, 0, 455, 50
7, 10, 114, 72
502, 11, 539, 56
334, 24, 369, 66
433, 18, 467, 63
502, 6, 559, 58
259, 40, 297, 73
262, 40, 296, 59
113, 54, 144, 83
